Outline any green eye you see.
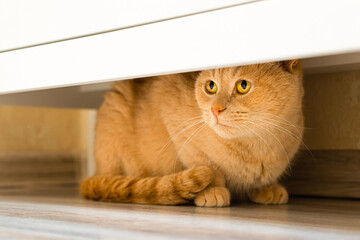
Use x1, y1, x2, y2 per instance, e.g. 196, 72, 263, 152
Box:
205, 81, 218, 94
236, 80, 251, 94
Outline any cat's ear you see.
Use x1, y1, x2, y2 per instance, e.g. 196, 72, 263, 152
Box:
281, 59, 299, 73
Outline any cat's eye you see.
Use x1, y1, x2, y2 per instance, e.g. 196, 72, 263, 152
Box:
205, 81, 218, 94
236, 80, 251, 94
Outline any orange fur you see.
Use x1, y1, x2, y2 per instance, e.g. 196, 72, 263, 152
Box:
80, 61, 304, 207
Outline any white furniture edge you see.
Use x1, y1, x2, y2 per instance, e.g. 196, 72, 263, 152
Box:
0, 0, 252, 52
78, 51, 360, 93
2, 51, 360, 109
1, 0, 360, 95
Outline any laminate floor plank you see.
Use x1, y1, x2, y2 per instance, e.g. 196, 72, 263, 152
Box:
0, 189, 359, 240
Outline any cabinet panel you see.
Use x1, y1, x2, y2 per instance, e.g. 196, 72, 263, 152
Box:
1, 0, 360, 95
0, 0, 250, 52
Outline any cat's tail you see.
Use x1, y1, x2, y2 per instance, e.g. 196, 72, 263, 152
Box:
80, 166, 213, 205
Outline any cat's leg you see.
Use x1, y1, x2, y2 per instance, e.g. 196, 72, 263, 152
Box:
194, 170, 231, 207
248, 183, 288, 205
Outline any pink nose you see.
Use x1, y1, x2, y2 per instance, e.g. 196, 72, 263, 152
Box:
211, 105, 226, 118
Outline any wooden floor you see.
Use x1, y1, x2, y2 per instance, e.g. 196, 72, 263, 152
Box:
0, 187, 359, 240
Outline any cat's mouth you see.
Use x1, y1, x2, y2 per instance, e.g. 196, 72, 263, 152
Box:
217, 122, 232, 127
214, 121, 236, 130
209, 115, 236, 129
210, 121, 241, 139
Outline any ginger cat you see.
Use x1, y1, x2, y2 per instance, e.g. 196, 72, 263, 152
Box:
80, 60, 304, 207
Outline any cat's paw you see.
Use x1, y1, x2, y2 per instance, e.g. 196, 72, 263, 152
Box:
249, 184, 288, 205
174, 166, 214, 200
194, 187, 231, 207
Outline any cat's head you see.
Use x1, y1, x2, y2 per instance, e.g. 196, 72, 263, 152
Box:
195, 60, 303, 139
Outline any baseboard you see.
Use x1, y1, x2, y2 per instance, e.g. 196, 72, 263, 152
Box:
0, 152, 82, 195
2, 150, 358, 199
283, 150, 360, 199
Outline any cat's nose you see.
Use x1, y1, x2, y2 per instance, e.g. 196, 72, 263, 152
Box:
211, 105, 226, 118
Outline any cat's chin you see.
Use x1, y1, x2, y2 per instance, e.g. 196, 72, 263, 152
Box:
211, 122, 255, 139
211, 123, 241, 139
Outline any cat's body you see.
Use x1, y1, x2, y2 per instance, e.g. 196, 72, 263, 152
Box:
81, 61, 304, 207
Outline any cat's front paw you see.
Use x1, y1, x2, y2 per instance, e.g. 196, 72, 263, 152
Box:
194, 187, 231, 207
249, 184, 288, 205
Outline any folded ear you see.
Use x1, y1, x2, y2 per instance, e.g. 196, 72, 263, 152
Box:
281, 59, 299, 73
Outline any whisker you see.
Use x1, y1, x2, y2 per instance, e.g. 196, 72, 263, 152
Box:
250, 118, 302, 142
233, 111, 305, 129
170, 116, 203, 129
231, 113, 307, 139
173, 123, 207, 172
251, 116, 304, 129
250, 118, 314, 161
229, 116, 299, 130
251, 115, 305, 138
250, 111, 304, 128
240, 125, 278, 160
247, 121, 290, 163
156, 118, 204, 159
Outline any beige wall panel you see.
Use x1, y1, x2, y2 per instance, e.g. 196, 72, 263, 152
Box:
0, 105, 88, 153
303, 70, 360, 150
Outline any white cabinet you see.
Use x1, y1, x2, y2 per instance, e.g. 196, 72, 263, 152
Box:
1, 0, 360, 107
0, 0, 250, 52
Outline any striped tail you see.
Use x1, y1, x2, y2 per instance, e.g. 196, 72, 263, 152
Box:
80, 166, 213, 205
